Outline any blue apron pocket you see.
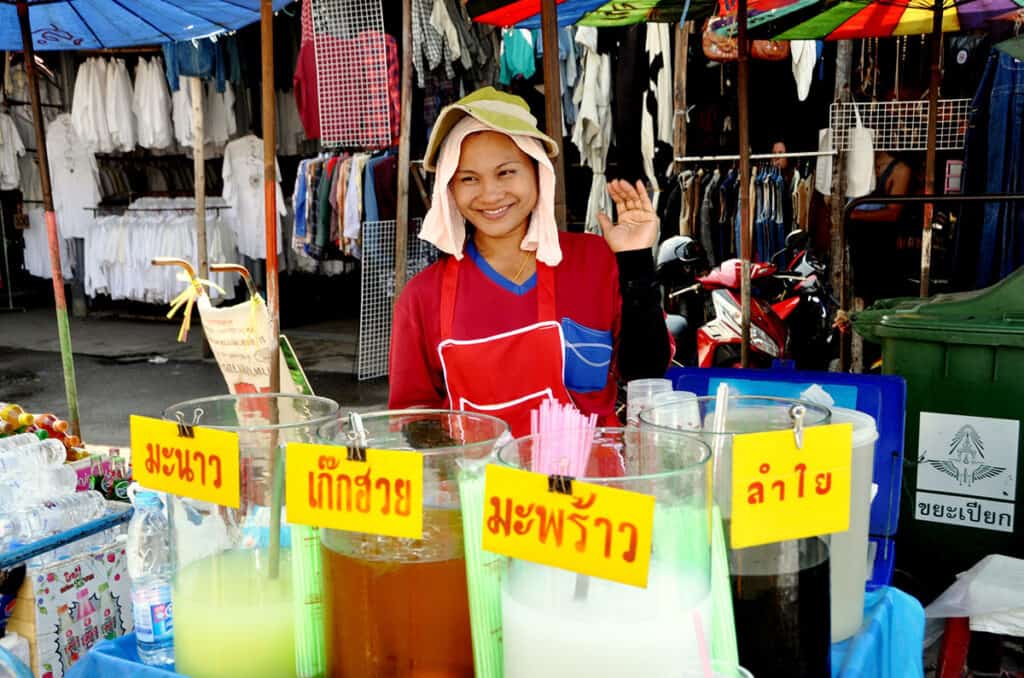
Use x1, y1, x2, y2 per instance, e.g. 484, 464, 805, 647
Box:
561, 318, 613, 393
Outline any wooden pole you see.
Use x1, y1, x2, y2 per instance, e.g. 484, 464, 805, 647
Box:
920, 6, 943, 298
395, 0, 412, 297
540, 0, 567, 228
17, 1, 81, 438
260, 0, 280, 396
190, 78, 208, 288
673, 22, 690, 169
737, 0, 752, 367
830, 41, 854, 371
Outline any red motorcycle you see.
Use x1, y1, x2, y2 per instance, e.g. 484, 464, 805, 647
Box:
693, 259, 803, 368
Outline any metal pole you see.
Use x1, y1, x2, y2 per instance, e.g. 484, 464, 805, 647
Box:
17, 1, 81, 438
395, 0, 412, 297
920, 5, 943, 298
540, 0, 567, 228
737, 0, 752, 367
830, 41, 854, 371
190, 77, 208, 287
260, 0, 280, 395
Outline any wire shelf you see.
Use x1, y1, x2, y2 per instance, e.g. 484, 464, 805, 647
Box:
311, 0, 392, 149
357, 219, 437, 381
829, 99, 971, 152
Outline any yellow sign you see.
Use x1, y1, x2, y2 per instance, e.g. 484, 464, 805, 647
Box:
730, 423, 853, 549
129, 415, 240, 508
482, 465, 656, 588
285, 443, 424, 539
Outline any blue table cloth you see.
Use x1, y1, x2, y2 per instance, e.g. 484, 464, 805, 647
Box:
70, 586, 926, 678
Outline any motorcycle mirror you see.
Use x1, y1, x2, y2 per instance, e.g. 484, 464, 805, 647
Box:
785, 229, 809, 251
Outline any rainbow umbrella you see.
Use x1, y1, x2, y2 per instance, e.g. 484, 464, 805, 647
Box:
467, 0, 719, 27
735, 0, 1024, 39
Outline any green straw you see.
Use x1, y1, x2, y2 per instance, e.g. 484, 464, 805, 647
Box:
710, 503, 739, 665
280, 336, 327, 678
291, 525, 326, 678
457, 463, 504, 678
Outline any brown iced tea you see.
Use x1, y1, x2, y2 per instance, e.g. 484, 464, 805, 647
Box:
321, 507, 473, 677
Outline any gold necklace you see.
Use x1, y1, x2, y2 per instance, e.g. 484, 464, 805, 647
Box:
511, 250, 533, 283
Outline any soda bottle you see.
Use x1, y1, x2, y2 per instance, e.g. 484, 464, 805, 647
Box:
126, 491, 174, 666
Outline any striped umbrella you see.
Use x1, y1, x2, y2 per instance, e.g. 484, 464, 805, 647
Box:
738, 0, 1024, 39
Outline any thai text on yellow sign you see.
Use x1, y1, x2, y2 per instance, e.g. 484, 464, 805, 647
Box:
482, 464, 656, 588
285, 443, 424, 539
129, 415, 240, 508
730, 423, 853, 549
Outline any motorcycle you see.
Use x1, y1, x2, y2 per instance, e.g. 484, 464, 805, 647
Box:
655, 235, 711, 365
691, 231, 838, 368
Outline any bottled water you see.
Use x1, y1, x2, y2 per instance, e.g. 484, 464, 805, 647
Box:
126, 491, 174, 666
0, 439, 66, 474
0, 491, 108, 548
0, 466, 79, 510
0, 434, 38, 452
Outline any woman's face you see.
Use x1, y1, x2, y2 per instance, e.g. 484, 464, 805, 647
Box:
450, 131, 539, 242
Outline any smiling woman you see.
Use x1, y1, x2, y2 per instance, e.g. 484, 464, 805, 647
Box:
388, 87, 673, 437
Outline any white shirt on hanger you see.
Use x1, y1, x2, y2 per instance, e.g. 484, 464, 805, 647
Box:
71, 58, 113, 153
106, 58, 136, 152
0, 113, 25, 190
45, 113, 101, 240
172, 76, 194, 148
134, 57, 173, 150
221, 134, 286, 260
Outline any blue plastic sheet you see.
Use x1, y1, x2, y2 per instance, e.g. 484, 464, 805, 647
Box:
831, 587, 926, 678
0, 1, 292, 51
74, 586, 924, 678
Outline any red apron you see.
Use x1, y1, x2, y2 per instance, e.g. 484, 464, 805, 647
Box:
437, 256, 575, 438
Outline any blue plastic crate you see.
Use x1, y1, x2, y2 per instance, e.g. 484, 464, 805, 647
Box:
663, 365, 907, 585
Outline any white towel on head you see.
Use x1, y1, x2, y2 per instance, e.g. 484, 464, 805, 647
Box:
419, 116, 562, 266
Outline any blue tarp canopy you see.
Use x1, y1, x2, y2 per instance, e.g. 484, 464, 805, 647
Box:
0, 0, 294, 51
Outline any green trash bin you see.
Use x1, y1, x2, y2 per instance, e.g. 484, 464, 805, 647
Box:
853, 267, 1024, 601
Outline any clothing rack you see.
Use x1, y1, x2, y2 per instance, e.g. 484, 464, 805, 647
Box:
675, 150, 837, 163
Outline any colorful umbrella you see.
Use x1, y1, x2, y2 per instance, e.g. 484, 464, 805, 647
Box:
467, 0, 718, 27
740, 0, 1024, 39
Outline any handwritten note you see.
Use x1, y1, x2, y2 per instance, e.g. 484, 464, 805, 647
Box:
285, 443, 424, 539
730, 423, 853, 549
482, 465, 656, 588
129, 415, 240, 508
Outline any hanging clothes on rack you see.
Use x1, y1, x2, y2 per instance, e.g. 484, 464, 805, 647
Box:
642, 23, 673, 208
572, 26, 611, 235
0, 112, 25, 190
4, 58, 60, 145
45, 113, 101, 241
133, 57, 173, 150
106, 58, 136, 152
221, 134, 286, 261
70, 58, 113, 153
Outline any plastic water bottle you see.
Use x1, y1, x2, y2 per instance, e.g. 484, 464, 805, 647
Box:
0, 491, 108, 547
126, 491, 174, 666
0, 466, 79, 510
0, 439, 66, 474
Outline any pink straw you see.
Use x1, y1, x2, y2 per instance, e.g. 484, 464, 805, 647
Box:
693, 610, 713, 678
530, 399, 596, 476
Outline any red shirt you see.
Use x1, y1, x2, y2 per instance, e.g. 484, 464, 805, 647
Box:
389, 232, 622, 420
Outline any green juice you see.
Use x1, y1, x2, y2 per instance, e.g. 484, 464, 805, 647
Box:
173, 549, 296, 678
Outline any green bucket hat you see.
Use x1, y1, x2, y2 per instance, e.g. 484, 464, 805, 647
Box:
422, 86, 559, 172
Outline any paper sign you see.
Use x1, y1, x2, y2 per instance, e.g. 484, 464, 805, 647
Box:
730, 423, 853, 549
285, 443, 424, 539
129, 415, 240, 508
482, 465, 656, 588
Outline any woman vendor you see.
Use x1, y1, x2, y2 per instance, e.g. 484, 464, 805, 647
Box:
388, 87, 672, 436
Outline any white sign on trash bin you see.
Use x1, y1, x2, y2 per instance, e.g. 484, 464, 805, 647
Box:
915, 412, 1018, 533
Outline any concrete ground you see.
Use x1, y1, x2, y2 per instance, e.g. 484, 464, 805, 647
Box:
0, 309, 388, 446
